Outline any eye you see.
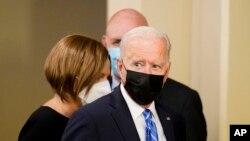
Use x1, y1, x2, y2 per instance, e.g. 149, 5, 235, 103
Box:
152, 64, 161, 70
112, 40, 121, 47
133, 62, 143, 68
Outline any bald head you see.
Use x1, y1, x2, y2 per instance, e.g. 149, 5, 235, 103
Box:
102, 8, 148, 48
106, 9, 148, 35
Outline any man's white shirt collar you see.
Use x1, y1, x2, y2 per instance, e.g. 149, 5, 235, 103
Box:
120, 84, 157, 121
120, 83, 167, 141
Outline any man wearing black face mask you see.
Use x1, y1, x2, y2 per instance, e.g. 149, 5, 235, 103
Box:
62, 27, 186, 141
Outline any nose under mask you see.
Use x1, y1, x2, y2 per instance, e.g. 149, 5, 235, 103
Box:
122, 66, 165, 105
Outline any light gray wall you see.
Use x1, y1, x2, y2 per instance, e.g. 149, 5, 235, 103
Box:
0, 1, 106, 140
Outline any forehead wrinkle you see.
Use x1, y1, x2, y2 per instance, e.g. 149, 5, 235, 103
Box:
123, 41, 167, 65
120, 28, 170, 61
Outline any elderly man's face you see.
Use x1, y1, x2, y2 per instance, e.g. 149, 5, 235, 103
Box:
118, 37, 170, 83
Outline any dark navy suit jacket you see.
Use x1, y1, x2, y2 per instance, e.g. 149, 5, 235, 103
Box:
157, 78, 207, 141
62, 86, 186, 141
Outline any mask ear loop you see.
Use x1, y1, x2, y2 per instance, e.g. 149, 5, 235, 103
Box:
121, 60, 128, 70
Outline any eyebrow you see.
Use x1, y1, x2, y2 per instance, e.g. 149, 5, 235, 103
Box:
130, 58, 154, 64
112, 39, 121, 42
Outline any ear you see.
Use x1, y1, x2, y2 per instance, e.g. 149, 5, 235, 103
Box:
163, 62, 171, 84
117, 58, 126, 84
101, 35, 107, 47
117, 58, 123, 77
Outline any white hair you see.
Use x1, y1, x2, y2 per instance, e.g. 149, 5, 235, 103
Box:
119, 26, 171, 60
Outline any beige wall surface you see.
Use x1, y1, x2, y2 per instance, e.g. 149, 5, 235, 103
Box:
0, 1, 106, 140
1, 0, 250, 140
228, 0, 250, 123
142, 1, 192, 85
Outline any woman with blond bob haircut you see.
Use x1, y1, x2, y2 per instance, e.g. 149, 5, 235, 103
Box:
19, 34, 111, 141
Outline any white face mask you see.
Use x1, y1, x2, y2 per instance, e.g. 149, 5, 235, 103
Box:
79, 80, 111, 105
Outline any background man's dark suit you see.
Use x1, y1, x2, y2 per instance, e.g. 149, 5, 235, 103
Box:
157, 78, 207, 141
62, 86, 186, 141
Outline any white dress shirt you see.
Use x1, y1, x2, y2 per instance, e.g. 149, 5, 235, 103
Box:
120, 84, 167, 141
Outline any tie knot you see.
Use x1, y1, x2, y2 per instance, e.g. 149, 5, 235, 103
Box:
143, 109, 152, 120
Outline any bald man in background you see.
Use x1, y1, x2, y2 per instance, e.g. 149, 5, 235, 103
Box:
102, 8, 207, 141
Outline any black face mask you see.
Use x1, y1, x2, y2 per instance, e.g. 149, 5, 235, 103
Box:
124, 69, 164, 105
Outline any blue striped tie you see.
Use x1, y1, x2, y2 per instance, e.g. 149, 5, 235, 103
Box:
143, 109, 158, 141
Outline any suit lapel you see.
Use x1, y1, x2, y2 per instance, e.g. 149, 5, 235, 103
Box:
156, 105, 176, 141
110, 87, 141, 141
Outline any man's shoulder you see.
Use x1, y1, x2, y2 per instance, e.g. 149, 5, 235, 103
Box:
164, 78, 198, 94
159, 78, 201, 108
